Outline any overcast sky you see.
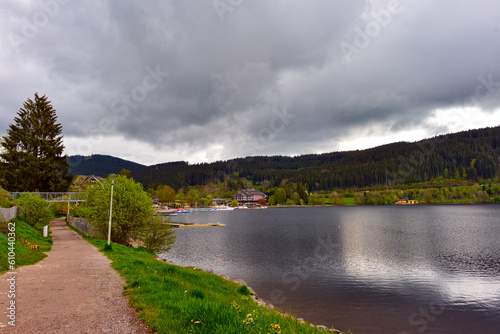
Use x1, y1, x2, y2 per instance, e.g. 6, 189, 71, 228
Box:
1, 1, 500, 165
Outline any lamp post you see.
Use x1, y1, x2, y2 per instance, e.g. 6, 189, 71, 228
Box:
107, 179, 114, 246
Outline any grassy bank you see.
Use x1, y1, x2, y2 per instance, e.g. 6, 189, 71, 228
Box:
0, 217, 53, 275
67, 222, 343, 334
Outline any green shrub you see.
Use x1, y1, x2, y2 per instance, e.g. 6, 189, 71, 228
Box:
48, 202, 67, 217
138, 215, 176, 254
84, 175, 155, 245
16, 193, 53, 227
0, 188, 14, 208
237, 285, 251, 296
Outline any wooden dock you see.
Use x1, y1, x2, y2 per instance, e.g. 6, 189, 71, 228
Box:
167, 223, 226, 228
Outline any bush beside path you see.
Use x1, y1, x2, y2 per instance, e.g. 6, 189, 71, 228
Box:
0, 217, 150, 333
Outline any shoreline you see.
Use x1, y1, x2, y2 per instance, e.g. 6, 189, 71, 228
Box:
159, 202, 499, 216
266, 202, 499, 208
155, 256, 342, 333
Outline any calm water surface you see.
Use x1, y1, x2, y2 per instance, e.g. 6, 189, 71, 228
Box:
160, 205, 500, 333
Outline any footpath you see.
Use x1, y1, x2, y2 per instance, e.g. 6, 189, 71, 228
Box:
0, 217, 150, 334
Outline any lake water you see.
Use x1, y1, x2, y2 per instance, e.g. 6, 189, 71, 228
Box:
160, 205, 500, 333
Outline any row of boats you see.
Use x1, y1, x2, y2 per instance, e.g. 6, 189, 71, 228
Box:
176, 205, 245, 213
157, 205, 268, 215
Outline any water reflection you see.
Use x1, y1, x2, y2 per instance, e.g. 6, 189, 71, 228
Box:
161, 205, 500, 333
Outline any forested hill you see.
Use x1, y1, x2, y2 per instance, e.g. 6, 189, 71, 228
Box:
68, 154, 145, 177
129, 126, 500, 191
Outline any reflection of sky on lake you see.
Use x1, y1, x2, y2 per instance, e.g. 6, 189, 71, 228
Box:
161, 206, 500, 333
337, 205, 500, 312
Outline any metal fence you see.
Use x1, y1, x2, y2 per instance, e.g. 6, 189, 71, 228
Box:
67, 216, 100, 238
10, 192, 86, 203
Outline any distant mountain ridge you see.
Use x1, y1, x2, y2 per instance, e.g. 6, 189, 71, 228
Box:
68, 126, 500, 190
130, 126, 500, 190
68, 154, 145, 177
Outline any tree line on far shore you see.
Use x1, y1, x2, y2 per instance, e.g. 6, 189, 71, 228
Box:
147, 173, 500, 207
130, 126, 500, 193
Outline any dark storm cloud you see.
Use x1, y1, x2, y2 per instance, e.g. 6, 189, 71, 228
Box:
1, 0, 500, 164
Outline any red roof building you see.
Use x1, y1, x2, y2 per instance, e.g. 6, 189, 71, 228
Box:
233, 189, 267, 204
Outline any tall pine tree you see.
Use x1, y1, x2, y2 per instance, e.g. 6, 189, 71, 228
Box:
0, 93, 73, 191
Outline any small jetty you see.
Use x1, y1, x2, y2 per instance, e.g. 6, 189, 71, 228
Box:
167, 222, 226, 228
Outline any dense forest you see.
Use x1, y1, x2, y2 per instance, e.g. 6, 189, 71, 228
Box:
68, 154, 145, 177
125, 126, 500, 191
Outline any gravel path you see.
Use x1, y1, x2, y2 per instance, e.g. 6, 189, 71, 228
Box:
0, 217, 151, 334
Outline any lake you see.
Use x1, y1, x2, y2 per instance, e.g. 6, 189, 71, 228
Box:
159, 205, 500, 333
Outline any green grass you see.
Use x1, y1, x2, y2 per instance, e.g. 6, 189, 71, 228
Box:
67, 222, 341, 334
343, 197, 356, 206
0, 217, 53, 274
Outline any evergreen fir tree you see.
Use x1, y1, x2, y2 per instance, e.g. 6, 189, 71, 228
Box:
0, 93, 73, 191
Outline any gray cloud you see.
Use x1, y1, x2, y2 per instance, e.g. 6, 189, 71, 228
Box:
1, 0, 500, 164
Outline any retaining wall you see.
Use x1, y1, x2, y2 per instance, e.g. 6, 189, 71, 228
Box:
0, 206, 19, 222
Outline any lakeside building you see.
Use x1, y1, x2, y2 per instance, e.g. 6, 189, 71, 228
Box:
397, 197, 419, 204
233, 189, 267, 205
212, 198, 228, 206
397, 197, 409, 204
